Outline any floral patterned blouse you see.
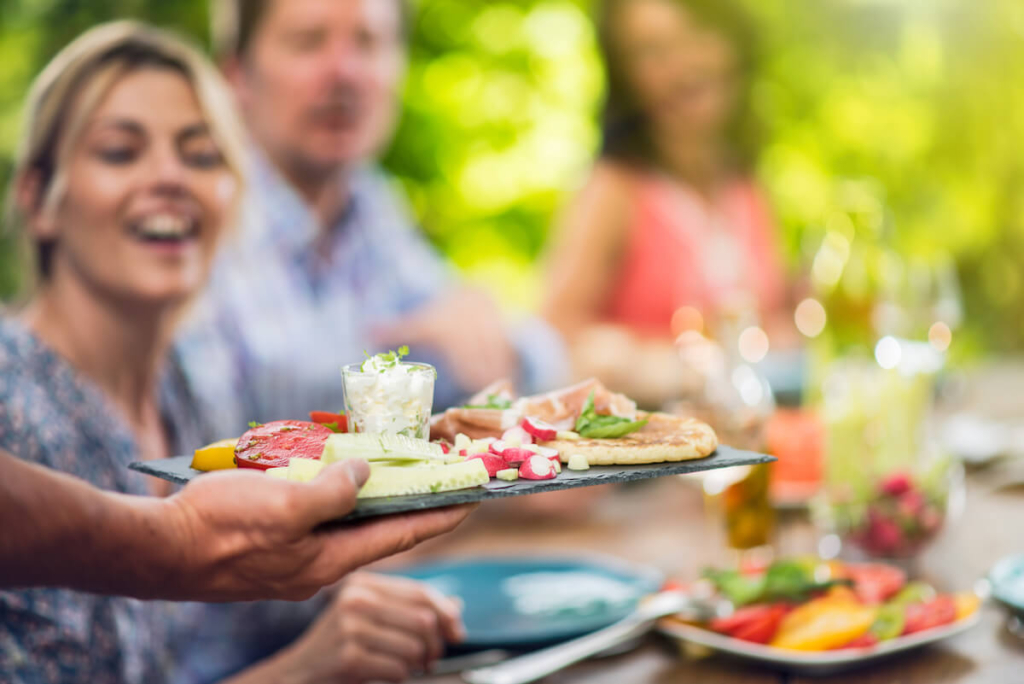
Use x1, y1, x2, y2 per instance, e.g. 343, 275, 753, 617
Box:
0, 316, 327, 684
0, 315, 211, 683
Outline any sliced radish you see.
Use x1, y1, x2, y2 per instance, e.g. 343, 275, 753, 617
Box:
465, 452, 506, 477
501, 447, 535, 465
521, 417, 558, 441
436, 442, 451, 454
519, 455, 556, 480
488, 440, 508, 456
533, 445, 560, 460
501, 425, 533, 446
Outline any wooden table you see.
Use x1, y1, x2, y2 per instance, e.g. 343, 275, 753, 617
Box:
390, 475, 1022, 684
386, 362, 1024, 683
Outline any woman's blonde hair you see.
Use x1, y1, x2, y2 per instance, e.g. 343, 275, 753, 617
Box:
5, 20, 247, 289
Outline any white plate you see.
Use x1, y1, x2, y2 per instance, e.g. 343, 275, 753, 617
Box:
657, 610, 982, 676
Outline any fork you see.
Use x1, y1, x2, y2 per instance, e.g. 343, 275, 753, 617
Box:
461, 591, 731, 684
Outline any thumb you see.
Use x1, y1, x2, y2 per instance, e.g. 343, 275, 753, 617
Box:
294, 460, 370, 530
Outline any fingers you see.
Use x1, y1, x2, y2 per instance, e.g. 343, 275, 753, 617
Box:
292, 460, 370, 531
370, 600, 446, 663
339, 576, 451, 666
349, 619, 428, 667
310, 505, 476, 586
355, 574, 466, 644
341, 644, 410, 684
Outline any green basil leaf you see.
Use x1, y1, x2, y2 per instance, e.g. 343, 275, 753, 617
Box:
578, 419, 648, 439
574, 391, 598, 432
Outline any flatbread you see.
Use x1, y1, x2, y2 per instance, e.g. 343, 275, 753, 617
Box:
541, 412, 718, 466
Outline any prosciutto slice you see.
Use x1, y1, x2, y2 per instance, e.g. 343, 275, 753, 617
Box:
430, 378, 636, 442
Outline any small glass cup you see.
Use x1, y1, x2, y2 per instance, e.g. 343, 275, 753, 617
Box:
812, 357, 963, 564
341, 362, 436, 439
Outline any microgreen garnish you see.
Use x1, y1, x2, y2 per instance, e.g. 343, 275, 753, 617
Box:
361, 345, 412, 372
574, 391, 647, 438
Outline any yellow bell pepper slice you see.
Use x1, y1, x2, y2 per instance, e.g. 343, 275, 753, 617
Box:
191, 438, 239, 471
770, 594, 876, 651
954, 592, 980, 621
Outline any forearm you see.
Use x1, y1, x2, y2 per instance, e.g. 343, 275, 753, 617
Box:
508, 315, 571, 394
569, 326, 691, 409
0, 450, 182, 598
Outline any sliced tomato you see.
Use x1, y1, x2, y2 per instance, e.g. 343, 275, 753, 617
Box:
839, 633, 879, 650
728, 605, 789, 644
235, 420, 333, 471
710, 604, 788, 641
309, 411, 347, 433
902, 596, 957, 635
838, 563, 907, 604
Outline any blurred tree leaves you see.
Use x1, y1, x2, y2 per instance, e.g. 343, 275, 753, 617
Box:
0, 0, 1022, 350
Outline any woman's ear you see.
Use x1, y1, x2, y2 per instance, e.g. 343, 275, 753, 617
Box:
16, 170, 58, 240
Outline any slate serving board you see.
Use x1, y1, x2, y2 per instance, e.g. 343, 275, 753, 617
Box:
130, 446, 774, 524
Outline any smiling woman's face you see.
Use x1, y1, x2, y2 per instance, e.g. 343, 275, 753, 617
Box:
612, 0, 738, 139
34, 66, 236, 307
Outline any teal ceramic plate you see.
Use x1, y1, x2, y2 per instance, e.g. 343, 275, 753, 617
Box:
392, 555, 662, 649
990, 553, 1024, 617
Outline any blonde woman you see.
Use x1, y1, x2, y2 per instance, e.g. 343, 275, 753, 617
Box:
0, 22, 466, 684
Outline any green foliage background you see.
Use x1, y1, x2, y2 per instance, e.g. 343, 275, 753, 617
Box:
2, 0, 1023, 352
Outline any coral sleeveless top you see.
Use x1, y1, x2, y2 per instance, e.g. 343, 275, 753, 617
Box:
603, 171, 785, 336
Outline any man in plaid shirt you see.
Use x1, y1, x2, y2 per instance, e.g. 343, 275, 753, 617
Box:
177, 0, 567, 436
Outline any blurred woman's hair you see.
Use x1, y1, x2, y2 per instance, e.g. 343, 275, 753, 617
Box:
596, 0, 761, 171
5, 20, 247, 290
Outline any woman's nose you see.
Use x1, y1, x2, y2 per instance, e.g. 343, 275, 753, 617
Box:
148, 145, 188, 190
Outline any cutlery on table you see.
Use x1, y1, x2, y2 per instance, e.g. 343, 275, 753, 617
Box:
461, 591, 730, 684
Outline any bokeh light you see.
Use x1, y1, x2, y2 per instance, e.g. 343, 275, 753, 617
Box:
875, 336, 902, 370
671, 306, 704, 338
794, 298, 828, 338
738, 326, 770, 364
929, 321, 952, 352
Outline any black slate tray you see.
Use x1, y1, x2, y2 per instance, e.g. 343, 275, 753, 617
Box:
130, 446, 774, 524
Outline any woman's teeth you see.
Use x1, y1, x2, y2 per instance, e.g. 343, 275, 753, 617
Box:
133, 214, 196, 241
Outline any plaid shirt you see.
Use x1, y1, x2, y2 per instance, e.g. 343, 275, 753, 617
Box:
176, 153, 566, 439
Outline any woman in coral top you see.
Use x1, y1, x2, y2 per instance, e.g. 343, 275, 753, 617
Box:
544, 0, 790, 407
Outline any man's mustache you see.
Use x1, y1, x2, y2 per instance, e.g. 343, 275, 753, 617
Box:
306, 87, 364, 119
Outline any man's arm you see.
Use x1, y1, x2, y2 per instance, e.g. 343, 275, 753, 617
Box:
0, 450, 473, 601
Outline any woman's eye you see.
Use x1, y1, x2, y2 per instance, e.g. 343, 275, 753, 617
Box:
180, 132, 225, 169
96, 147, 137, 164
184, 150, 225, 169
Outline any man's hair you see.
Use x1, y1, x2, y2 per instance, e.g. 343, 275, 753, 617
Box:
212, 0, 413, 61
